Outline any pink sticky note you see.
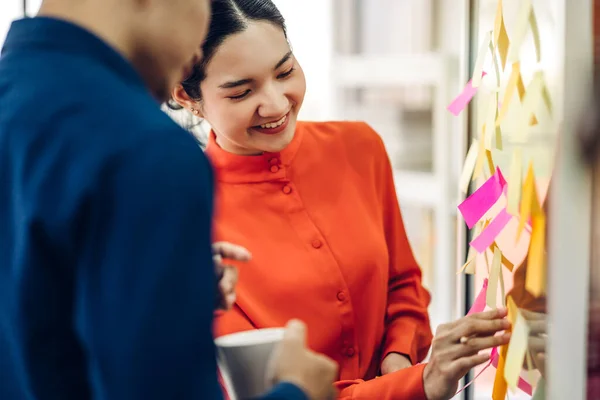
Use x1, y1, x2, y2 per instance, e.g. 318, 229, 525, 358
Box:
458, 167, 507, 229
468, 278, 489, 315
470, 208, 513, 253
447, 72, 488, 116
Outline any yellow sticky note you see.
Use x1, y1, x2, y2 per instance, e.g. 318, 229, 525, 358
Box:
507, 295, 518, 325
507, 0, 533, 62
516, 162, 536, 241
472, 31, 492, 88
497, 63, 520, 127
458, 246, 477, 275
506, 148, 523, 216
519, 72, 544, 141
493, 0, 510, 70
459, 140, 479, 194
485, 150, 495, 176
489, 41, 501, 89
530, 9, 541, 63
504, 312, 531, 392
492, 242, 514, 271
485, 95, 498, 150
492, 345, 509, 400
499, 267, 506, 307
542, 83, 553, 116
526, 214, 546, 297
495, 124, 503, 150
473, 132, 487, 179
487, 246, 502, 309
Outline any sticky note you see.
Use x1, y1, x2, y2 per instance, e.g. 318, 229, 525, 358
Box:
526, 214, 546, 297
458, 246, 477, 275
492, 345, 508, 400
530, 9, 541, 63
489, 41, 501, 89
504, 312, 530, 392
447, 72, 488, 116
497, 62, 520, 126
467, 278, 488, 314
507, 0, 533, 62
495, 124, 503, 150
471, 208, 512, 253
458, 167, 507, 229
493, 0, 510, 70
486, 246, 502, 309
506, 148, 523, 215
499, 265, 506, 307
472, 31, 492, 88
485, 150, 495, 176
519, 72, 544, 140
516, 162, 537, 240
473, 132, 487, 180
485, 96, 498, 150
459, 140, 479, 194
491, 242, 514, 271
507, 295, 518, 325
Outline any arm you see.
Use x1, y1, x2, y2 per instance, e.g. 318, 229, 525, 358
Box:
372, 130, 433, 365
75, 135, 221, 399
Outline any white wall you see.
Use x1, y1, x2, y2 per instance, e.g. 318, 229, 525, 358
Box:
272, 0, 334, 121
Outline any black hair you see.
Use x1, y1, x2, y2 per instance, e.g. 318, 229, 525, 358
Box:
168, 0, 287, 108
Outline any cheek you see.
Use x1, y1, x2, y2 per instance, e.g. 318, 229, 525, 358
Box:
289, 72, 307, 107
204, 100, 256, 139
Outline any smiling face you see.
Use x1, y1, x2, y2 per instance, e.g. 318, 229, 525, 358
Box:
197, 21, 306, 155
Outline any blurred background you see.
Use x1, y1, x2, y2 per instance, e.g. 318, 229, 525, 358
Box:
2, 0, 597, 399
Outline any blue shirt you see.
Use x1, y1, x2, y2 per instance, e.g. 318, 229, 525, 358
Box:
0, 17, 305, 400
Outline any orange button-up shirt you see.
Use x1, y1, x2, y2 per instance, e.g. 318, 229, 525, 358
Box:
207, 121, 433, 399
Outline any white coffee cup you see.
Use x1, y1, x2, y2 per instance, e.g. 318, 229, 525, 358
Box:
215, 328, 285, 400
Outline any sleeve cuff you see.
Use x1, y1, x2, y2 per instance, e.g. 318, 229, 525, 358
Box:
258, 382, 308, 400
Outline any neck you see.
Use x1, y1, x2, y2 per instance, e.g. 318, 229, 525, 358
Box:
38, 0, 136, 65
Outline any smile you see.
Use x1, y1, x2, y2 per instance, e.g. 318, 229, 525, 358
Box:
259, 114, 287, 129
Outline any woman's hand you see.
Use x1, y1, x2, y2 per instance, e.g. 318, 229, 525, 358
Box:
521, 309, 547, 378
423, 308, 511, 400
213, 242, 251, 310
381, 353, 412, 375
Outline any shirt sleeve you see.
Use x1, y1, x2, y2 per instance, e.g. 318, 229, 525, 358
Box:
74, 134, 222, 400
370, 126, 434, 365
335, 364, 428, 400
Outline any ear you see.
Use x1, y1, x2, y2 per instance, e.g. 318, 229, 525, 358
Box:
171, 84, 204, 118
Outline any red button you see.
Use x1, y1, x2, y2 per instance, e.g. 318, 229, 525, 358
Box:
282, 185, 292, 194
269, 158, 279, 165
311, 240, 322, 249
337, 291, 346, 302
270, 165, 279, 173
345, 347, 355, 357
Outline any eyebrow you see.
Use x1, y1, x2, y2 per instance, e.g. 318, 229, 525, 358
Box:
218, 51, 294, 89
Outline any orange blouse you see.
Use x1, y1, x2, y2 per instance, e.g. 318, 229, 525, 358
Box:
207, 121, 433, 399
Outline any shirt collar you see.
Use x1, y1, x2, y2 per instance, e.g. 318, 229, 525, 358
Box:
205, 122, 305, 184
2, 17, 146, 93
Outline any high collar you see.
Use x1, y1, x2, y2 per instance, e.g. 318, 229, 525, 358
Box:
205, 122, 305, 184
2, 17, 147, 95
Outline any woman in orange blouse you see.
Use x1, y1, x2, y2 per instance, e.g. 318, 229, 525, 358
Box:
172, 1, 510, 399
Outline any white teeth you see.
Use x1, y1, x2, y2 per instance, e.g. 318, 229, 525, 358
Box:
260, 115, 286, 129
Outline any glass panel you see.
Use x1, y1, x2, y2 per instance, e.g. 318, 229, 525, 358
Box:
400, 205, 435, 293
467, 0, 558, 398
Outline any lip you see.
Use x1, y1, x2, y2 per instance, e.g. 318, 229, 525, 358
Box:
250, 111, 291, 136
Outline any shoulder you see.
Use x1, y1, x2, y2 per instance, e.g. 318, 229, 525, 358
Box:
298, 120, 386, 155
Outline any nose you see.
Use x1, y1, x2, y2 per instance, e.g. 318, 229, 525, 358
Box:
257, 83, 289, 118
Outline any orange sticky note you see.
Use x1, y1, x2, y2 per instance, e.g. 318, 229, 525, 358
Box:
492, 345, 509, 400
493, 0, 510, 70
526, 214, 546, 297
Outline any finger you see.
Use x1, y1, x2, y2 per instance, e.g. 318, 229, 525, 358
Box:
528, 319, 546, 335
453, 318, 510, 342
224, 293, 236, 309
520, 309, 546, 321
212, 242, 252, 262
469, 308, 508, 320
449, 332, 511, 359
528, 336, 545, 353
450, 353, 491, 379
220, 266, 238, 286
283, 319, 307, 346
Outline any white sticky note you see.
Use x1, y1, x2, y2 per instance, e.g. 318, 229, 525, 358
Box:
485, 95, 498, 150
507, 0, 533, 62
506, 148, 523, 216
530, 8, 541, 62
518, 71, 544, 141
472, 31, 492, 88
